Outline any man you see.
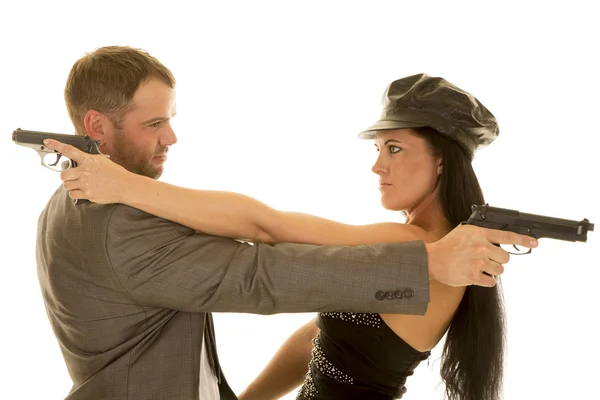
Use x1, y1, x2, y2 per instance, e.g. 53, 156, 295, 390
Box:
39, 46, 536, 400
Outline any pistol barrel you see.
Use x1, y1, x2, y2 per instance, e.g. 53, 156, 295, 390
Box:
468, 204, 594, 242
12, 128, 101, 154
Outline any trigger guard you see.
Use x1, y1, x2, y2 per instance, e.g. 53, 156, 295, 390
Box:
39, 152, 66, 172
61, 160, 72, 171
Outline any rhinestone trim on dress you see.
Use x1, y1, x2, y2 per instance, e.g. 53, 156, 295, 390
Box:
297, 369, 317, 399
319, 312, 383, 328
311, 336, 354, 384
297, 335, 356, 398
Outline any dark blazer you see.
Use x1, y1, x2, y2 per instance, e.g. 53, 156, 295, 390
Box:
35, 186, 430, 399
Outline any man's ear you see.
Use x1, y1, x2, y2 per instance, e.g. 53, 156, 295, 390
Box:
82, 110, 109, 142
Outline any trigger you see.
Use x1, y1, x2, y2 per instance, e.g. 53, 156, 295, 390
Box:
511, 245, 532, 255
48, 153, 62, 167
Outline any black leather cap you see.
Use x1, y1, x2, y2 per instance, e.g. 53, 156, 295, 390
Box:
357, 73, 499, 158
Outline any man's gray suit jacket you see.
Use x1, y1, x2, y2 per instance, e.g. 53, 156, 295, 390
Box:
36, 187, 430, 399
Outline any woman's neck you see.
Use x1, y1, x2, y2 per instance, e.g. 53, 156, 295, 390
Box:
405, 196, 452, 239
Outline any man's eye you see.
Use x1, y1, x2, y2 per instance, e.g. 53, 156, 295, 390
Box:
150, 121, 162, 128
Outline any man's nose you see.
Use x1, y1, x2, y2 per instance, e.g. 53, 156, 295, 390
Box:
160, 125, 178, 146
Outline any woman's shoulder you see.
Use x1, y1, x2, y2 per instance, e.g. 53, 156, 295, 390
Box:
374, 222, 445, 244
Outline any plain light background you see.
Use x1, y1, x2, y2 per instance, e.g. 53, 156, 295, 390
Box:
1, 1, 599, 399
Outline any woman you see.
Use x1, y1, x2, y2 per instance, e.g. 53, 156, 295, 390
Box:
49, 73, 503, 400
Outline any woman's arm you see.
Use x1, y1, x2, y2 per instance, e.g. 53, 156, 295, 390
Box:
123, 173, 434, 245
126, 174, 276, 243
48, 138, 433, 246
237, 317, 319, 400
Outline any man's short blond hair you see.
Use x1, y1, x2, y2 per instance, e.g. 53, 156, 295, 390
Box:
64, 46, 176, 135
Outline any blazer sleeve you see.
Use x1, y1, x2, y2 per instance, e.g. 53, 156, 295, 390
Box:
104, 204, 430, 315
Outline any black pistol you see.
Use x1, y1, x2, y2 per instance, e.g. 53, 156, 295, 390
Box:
13, 128, 102, 205
12, 128, 101, 171
464, 203, 594, 254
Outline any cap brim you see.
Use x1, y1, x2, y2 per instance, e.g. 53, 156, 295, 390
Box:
357, 120, 427, 139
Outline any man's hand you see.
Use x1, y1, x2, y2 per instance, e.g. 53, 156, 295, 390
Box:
43, 138, 132, 204
425, 224, 538, 287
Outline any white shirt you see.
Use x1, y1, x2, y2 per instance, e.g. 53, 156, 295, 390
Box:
199, 335, 220, 399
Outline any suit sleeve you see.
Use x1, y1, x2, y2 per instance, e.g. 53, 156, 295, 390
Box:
105, 204, 430, 315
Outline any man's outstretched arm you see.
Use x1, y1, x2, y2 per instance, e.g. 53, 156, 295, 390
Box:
47, 138, 539, 291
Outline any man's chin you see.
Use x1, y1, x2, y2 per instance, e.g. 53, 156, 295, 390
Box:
132, 164, 163, 180
148, 166, 163, 180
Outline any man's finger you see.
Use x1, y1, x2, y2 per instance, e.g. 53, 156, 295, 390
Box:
480, 227, 538, 248
43, 139, 88, 165
482, 260, 504, 277
474, 273, 497, 288
487, 244, 510, 264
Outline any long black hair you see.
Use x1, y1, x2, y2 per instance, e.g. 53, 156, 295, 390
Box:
413, 126, 506, 400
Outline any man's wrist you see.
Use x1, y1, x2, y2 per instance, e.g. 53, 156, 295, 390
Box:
424, 242, 436, 281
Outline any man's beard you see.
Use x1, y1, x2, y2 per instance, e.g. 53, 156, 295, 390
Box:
111, 132, 164, 180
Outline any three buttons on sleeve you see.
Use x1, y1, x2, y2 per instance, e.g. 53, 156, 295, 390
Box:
375, 288, 414, 300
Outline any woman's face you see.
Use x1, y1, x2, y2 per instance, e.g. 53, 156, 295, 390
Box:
372, 129, 442, 212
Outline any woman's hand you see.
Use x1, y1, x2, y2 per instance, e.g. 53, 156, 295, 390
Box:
43, 138, 134, 204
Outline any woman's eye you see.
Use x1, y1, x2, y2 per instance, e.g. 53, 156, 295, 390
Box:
389, 145, 402, 154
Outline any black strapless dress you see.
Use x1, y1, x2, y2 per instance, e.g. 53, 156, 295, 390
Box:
296, 312, 431, 400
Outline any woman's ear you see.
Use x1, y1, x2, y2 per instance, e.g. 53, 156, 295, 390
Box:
436, 155, 443, 175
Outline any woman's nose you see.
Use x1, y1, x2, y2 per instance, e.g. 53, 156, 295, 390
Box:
371, 160, 388, 175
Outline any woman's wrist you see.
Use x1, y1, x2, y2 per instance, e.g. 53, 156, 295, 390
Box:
122, 172, 153, 206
